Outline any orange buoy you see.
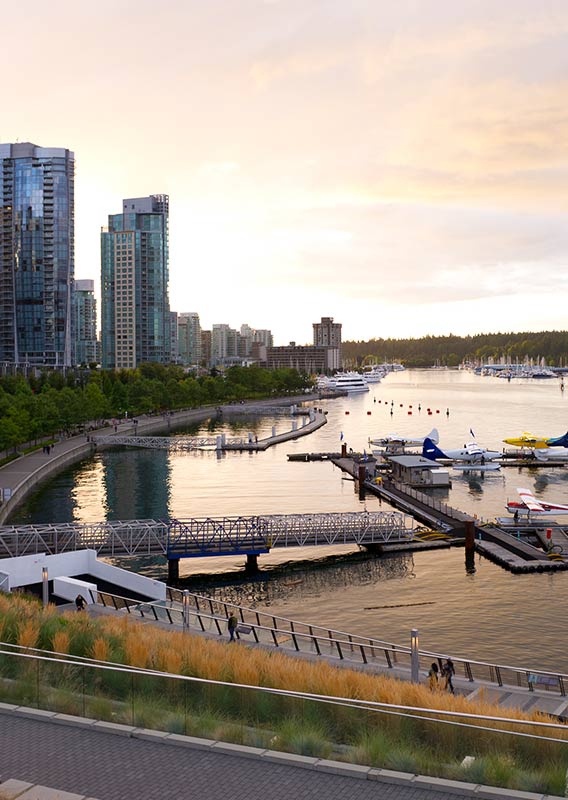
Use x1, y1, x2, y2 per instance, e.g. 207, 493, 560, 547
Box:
367, 411, 371, 415
436, 409, 440, 414
400, 403, 403, 407
408, 411, 412, 415
345, 411, 349, 415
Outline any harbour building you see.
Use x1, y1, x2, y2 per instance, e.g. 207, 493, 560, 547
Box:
0, 142, 75, 367
101, 195, 170, 369
74, 279, 98, 366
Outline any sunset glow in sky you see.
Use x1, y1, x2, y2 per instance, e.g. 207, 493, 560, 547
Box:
4, 0, 568, 343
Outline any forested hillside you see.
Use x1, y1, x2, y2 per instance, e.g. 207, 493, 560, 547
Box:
343, 331, 568, 368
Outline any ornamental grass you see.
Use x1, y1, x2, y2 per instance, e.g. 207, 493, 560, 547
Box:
1, 591, 567, 795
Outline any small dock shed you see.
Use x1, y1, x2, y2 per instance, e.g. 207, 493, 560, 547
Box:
387, 455, 451, 487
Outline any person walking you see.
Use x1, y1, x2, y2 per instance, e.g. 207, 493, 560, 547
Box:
75, 594, 86, 612
228, 613, 238, 642
428, 662, 439, 691
441, 658, 455, 694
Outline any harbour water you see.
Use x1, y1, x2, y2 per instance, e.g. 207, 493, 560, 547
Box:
9, 370, 568, 671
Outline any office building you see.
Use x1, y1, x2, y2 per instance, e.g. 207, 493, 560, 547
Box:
0, 142, 75, 366
313, 316, 341, 371
74, 279, 98, 365
101, 195, 170, 369
178, 312, 201, 367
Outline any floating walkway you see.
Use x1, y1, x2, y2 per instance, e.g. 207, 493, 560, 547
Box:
293, 452, 568, 574
93, 408, 327, 451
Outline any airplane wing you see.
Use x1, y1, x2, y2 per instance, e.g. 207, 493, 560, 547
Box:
517, 488, 545, 512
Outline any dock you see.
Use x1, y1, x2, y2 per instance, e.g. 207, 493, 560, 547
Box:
289, 451, 568, 573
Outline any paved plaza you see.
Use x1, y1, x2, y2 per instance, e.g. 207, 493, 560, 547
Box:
0, 714, 510, 800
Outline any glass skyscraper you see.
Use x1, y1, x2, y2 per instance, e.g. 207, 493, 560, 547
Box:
0, 142, 75, 366
74, 279, 98, 366
101, 195, 170, 369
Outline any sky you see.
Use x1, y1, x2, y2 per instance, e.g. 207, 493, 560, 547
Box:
3, 0, 568, 344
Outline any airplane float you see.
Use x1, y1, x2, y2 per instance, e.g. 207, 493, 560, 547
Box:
369, 428, 439, 454
506, 487, 568, 516
422, 437, 502, 470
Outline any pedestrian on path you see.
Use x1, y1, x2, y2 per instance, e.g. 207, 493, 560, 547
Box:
228, 613, 238, 642
441, 658, 455, 694
427, 662, 439, 691
75, 594, 86, 612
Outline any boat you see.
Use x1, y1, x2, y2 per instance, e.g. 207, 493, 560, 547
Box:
332, 372, 369, 393
362, 366, 385, 383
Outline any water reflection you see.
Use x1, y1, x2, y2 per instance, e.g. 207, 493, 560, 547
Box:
185, 551, 414, 611
102, 448, 172, 520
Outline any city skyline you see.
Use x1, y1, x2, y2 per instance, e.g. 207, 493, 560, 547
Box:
3, 1, 568, 343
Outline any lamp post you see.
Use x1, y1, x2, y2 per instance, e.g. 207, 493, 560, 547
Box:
410, 628, 420, 683
182, 590, 190, 632
42, 567, 49, 607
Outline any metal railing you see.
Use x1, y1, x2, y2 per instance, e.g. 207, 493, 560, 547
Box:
92, 587, 568, 698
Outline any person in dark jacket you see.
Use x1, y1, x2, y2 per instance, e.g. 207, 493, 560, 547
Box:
228, 613, 238, 642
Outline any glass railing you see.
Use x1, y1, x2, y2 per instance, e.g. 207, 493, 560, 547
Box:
0, 644, 567, 795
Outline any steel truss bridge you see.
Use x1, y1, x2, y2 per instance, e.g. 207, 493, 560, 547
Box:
0, 511, 413, 560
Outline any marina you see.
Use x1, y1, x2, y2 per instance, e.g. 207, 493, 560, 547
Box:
5, 368, 568, 671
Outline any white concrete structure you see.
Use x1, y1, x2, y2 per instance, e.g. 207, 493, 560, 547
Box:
0, 549, 166, 602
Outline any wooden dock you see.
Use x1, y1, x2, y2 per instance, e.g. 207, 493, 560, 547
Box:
290, 451, 568, 573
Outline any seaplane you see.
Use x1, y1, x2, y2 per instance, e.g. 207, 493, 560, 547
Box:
506, 487, 568, 516
422, 437, 501, 471
369, 428, 439, 455
502, 431, 568, 449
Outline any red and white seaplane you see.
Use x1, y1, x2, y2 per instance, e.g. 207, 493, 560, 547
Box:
506, 488, 568, 516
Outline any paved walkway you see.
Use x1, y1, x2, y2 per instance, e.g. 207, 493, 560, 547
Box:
0, 713, 555, 800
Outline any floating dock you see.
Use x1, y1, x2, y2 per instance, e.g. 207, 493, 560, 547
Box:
289, 451, 568, 573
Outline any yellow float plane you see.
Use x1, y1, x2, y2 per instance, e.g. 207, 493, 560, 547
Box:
503, 431, 568, 449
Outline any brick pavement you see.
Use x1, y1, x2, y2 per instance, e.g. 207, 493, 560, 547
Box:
0, 715, 475, 800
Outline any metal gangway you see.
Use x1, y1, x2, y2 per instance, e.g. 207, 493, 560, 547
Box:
0, 511, 414, 560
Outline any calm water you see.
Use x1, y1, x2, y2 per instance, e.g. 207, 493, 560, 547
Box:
10, 370, 568, 670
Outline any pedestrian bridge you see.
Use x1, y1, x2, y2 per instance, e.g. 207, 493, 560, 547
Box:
0, 511, 413, 562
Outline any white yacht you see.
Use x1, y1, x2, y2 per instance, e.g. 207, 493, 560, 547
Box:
332, 372, 369, 393
362, 366, 385, 383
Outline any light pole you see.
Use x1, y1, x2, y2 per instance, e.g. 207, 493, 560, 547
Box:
182, 590, 190, 632
410, 628, 420, 683
42, 567, 49, 607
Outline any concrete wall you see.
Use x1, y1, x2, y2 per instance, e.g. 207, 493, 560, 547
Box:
1, 549, 166, 601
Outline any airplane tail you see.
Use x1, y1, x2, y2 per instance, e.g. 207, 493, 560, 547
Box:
423, 437, 448, 460
546, 431, 568, 447
427, 428, 439, 444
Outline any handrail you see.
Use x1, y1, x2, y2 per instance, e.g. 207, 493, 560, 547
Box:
92, 588, 568, 697
0, 643, 566, 736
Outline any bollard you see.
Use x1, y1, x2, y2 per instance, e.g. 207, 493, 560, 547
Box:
341, 443, 347, 457
248, 432, 253, 444
216, 435, 222, 451
272, 426, 276, 438
292, 420, 297, 431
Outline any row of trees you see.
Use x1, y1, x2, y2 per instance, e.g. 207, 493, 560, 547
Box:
342, 331, 568, 368
0, 364, 311, 453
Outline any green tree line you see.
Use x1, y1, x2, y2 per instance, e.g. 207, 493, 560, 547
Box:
0, 364, 310, 452
343, 331, 568, 368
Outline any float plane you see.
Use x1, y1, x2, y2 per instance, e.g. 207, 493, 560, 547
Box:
506, 487, 568, 516
502, 431, 568, 449
423, 437, 501, 470
369, 428, 439, 454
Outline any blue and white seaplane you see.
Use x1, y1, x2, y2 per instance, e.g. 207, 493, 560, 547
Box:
422, 436, 501, 471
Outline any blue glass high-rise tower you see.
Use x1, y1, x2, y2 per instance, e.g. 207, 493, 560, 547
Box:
0, 143, 75, 366
101, 195, 170, 369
